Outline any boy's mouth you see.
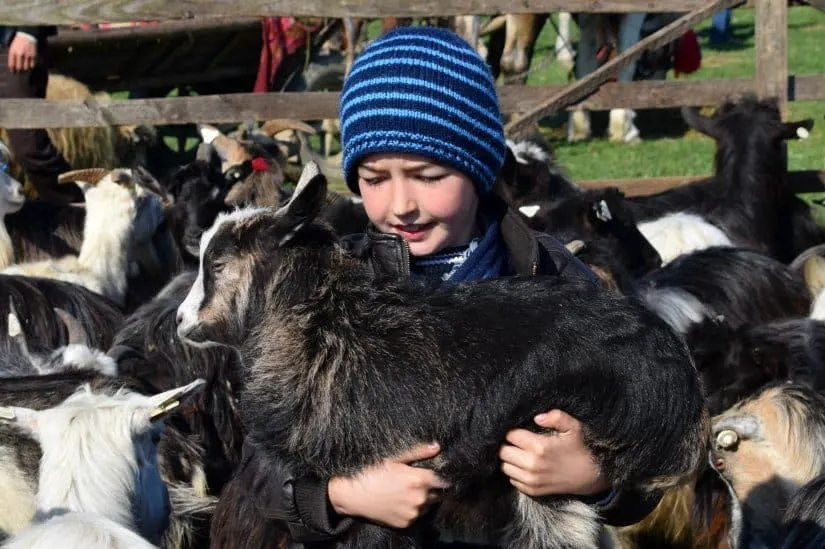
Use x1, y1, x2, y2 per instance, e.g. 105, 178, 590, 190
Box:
392, 222, 436, 240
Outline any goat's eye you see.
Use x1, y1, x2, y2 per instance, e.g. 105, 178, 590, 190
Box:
151, 432, 162, 445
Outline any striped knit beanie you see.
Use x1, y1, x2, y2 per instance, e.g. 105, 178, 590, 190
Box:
339, 26, 506, 195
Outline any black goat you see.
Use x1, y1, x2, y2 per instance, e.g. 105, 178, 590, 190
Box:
779, 474, 825, 549
495, 135, 580, 207
626, 96, 820, 263
162, 159, 231, 264
635, 247, 810, 335
175, 162, 707, 549
520, 187, 662, 292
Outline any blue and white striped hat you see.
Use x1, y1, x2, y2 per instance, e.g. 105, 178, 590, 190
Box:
340, 26, 506, 195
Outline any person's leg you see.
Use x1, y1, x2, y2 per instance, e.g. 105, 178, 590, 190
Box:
709, 9, 732, 45
0, 47, 77, 204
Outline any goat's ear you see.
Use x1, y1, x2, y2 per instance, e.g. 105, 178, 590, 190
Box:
197, 124, 223, 145
682, 106, 717, 139
144, 378, 206, 423
277, 161, 327, 227
803, 255, 825, 297
7, 298, 30, 358
0, 139, 11, 165
0, 406, 40, 437
778, 118, 814, 141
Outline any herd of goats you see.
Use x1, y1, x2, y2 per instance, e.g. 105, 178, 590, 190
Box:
0, 93, 823, 549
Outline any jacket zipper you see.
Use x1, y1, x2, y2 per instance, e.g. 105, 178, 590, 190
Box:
401, 238, 411, 277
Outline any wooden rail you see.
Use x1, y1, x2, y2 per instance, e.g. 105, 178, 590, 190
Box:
0, 0, 712, 24
0, 75, 822, 129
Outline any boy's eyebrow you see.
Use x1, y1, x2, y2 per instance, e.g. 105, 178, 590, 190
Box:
359, 163, 444, 173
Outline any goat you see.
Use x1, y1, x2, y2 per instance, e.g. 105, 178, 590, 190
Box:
161, 159, 231, 264
1, 168, 165, 307
198, 120, 315, 207
175, 161, 707, 549
635, 247, 810, 335
0, 164, 178, 312
495, 135, 580, 207
518, 187, 662, 292
0, 378, 204, 549
626, 96, 820, 263
711, 383, 825, 548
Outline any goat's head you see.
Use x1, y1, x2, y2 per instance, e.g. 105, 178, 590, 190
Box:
495, 135, 578, 206
176, 161, 331, 349
198, 121, 313, 208
0, 378, 205, 542
711, 384, 825, 516
0, 140, 25, 215
682, 96, 813, 175
163, 160, 231, 260
524, 187, 661, 285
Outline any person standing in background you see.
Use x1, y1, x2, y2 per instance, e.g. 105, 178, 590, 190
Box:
0, 25, 79, 204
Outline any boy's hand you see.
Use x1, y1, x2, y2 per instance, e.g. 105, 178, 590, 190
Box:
500, 409, 611, 497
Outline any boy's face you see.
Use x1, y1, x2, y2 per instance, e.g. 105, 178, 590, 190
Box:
357, 153, 479, 257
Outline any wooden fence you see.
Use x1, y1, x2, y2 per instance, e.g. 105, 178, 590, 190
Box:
0, 0, 822, 193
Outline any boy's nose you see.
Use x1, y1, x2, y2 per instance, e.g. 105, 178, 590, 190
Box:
390, 180, 417, 218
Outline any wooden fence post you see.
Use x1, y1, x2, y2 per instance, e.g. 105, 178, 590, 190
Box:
755, 0, 788, 118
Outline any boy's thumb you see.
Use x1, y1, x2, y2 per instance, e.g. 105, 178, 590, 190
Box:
396, 441, 441, 464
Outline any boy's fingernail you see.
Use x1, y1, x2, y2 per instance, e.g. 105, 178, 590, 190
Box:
429, 442, 440, 450
535, 413, 547, 422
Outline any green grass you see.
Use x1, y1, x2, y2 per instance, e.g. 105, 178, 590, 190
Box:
522, 6, 825, 180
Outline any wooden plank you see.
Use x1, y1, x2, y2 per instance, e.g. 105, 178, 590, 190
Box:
577, 170, 825, 197
50, 18, 260, 46
504, 0, 742, 138
0, 0, 710, 24
755, 0, 789, 118
1, 75, 824, 128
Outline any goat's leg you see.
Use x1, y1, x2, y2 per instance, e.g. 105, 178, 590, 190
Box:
555, 12, 575, 71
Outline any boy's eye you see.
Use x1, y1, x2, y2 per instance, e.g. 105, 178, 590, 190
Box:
360, 175, 386, 186
417, 173, 447, 184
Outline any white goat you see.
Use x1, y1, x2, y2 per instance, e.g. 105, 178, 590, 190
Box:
0, 379, 205, 549
0, 141, 26, 269
0, 168, 164, 306
637, 212, 734, 265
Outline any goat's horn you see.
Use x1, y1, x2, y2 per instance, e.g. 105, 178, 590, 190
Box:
260, 119, 317, 136
716, 429, 738, 449
54, 307, 90, 346
565, 240, 585, 255
57, 168, 109, 185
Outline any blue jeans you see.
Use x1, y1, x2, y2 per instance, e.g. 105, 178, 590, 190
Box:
710, 9, 732, 44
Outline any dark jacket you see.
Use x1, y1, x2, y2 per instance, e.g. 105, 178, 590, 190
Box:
236, 198, 663, 546
0, 26, 57, 48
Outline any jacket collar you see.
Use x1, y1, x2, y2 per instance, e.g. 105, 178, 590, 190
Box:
339, 194, 541, 280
